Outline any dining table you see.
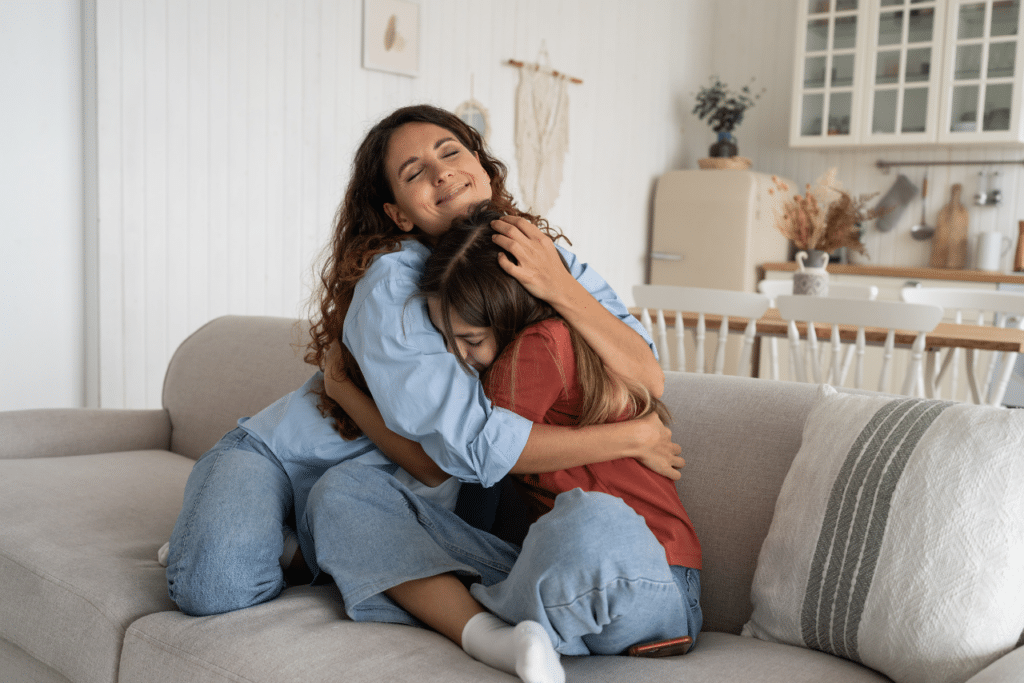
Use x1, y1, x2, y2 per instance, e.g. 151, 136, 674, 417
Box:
628, 307, 1024, 399
629, 308, 1024, 353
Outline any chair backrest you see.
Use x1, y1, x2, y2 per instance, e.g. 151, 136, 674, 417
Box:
775, 295, 943, 395
633, 285, 770, 376
900, 287, 1024, 405
758, 279, 879, 303
757, 280, 879, 381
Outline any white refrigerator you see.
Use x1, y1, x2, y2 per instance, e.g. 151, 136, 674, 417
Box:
647, 170, 792, 292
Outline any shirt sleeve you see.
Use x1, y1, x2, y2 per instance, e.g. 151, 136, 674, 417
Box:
343, 251, 529, 488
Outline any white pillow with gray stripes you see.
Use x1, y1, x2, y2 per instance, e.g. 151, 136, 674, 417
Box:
742, 385, 1024, 683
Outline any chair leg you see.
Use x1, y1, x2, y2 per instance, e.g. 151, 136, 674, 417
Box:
966, 349, 983, 404
990, 351, 1018, 407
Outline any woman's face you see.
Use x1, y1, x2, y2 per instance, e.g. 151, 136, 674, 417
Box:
383, 122, 493, 238
427, 297, 498, 373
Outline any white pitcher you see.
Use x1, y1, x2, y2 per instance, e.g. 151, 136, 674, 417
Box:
793, 250, 830, 296
975, 232, 1012, 271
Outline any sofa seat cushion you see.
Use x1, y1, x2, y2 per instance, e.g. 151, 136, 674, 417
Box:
0, 450, 192, 683
566, 632, 892, 682
121, 590, 892, 683
120, 585, 521, 683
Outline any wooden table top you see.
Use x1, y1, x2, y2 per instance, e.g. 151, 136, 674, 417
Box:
629, 308, 1024, 353
760, 262, 1024, 286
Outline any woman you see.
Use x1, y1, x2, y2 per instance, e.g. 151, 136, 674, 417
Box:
166, 105, 680, 633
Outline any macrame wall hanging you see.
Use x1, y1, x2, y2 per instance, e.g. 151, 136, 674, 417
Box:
506, 46, 583, 216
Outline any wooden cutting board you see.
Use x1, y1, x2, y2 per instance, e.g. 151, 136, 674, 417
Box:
930, 183, 969, 269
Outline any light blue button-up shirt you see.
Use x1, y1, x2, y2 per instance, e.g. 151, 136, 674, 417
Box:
240, 239, 654, 529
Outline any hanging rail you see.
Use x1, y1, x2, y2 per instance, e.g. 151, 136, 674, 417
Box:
876, 158, 1024, 173
505, 59, 583, 84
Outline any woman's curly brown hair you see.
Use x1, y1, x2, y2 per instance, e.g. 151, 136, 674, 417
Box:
305, 104, 563, 439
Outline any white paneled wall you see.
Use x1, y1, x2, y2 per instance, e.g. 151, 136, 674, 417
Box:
95, 0, 710, 409
710, 0, 1024, 272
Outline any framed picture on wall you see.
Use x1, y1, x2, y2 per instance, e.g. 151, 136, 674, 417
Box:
363, 0, 420, 77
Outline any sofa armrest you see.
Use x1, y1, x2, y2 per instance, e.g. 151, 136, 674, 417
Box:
965, 645, 1024, 683
0, 408, 172, 459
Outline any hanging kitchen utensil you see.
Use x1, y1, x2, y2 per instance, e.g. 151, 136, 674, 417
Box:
874, 173, 918, 232
910, 173, 934, 241
931, 183, 969, 269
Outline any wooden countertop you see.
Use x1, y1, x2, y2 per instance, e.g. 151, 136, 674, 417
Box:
760, 262, 1024, 286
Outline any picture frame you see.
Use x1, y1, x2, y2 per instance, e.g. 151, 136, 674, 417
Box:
362, 0, 420, 78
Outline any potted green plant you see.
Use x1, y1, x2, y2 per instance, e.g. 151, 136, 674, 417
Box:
692, 76, 763, 159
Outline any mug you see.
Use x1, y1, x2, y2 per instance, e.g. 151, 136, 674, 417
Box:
975, 232, 1012, 271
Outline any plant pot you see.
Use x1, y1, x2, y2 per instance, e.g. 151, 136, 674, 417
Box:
709, 131, 738, 158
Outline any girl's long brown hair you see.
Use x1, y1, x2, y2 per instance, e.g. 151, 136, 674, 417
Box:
420, 202, 668, 428
306, 105, 559, 438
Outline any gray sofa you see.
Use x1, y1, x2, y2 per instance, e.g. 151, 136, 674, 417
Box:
2, 314, 1021, 683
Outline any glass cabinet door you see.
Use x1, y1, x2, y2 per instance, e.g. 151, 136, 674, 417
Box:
863, 0, 946, 142
791, 0, 866, 146
941, 0, 1023, 140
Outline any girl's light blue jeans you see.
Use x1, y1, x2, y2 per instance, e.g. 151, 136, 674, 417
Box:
304, 461, 702, 656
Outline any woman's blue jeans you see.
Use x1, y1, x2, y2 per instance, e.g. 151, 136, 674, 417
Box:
166, 428, 294, 616
305, 461, 702, 655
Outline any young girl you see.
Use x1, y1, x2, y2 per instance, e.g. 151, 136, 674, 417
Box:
422, 202, 703, 648
422, 202, 703, 583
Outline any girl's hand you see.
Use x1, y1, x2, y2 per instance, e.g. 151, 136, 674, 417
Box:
491, 216, 576, 305
631, 412, 686, 481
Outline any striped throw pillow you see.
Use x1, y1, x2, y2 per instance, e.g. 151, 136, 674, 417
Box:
742, 385, 1024, 683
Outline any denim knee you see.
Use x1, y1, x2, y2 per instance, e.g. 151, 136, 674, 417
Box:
533, 489, 657, 563
306, 461, 392, 525
167, 529, 285, 616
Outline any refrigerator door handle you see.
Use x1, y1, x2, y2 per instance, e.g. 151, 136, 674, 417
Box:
650, 252, 684, 261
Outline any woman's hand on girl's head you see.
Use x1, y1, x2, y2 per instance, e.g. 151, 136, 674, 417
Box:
631, 412, 686, 481
491, 215, 576, 304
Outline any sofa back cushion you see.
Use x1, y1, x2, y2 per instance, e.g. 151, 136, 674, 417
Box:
662, 372, 818, 635
163, 316, 315, 460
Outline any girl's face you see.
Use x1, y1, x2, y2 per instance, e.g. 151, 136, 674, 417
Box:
383, 122, 493, 239
427, 297, 498, 372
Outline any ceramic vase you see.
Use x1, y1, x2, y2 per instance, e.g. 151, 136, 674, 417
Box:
709, 131, 738, 158
793, 249, 830, 296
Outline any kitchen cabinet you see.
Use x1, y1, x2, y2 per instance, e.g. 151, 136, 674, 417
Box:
791, 0, 1024, 147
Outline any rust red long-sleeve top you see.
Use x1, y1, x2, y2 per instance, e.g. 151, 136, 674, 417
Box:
484, 318, 702, 569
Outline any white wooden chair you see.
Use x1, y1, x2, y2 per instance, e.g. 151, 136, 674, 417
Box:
757, 280, 879, 380
775, 295, 943, 396
900, 287, 1024, 406
633, 285, 770, 376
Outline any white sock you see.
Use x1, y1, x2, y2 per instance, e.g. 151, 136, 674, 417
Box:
514, 621, 565, 683
461, 612, 564, 683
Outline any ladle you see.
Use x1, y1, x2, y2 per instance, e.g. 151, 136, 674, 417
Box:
910, 173, 934, 240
